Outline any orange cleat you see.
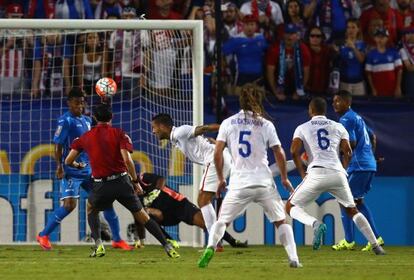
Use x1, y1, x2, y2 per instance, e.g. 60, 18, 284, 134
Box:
112, 240, 133, 251
216, 244, 224, 253
36, 234, 52, 250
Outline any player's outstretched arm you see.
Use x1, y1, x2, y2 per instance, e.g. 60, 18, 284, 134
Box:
272, 145, 294, 193
290, 138, 306, 179
194, 124, 220, 136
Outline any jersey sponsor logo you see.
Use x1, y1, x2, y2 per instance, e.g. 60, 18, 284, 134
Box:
55, 125, 62, 137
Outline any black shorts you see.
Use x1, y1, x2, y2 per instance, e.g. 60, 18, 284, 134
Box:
158, 198, 200, 226
89, 174, 143, 213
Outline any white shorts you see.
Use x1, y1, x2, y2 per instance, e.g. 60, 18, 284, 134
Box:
199, 149, 232, 193
290, 168, 355, 208
218, 186, 286, 224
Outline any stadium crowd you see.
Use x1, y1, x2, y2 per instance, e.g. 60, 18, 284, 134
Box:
0, 0, 414, 100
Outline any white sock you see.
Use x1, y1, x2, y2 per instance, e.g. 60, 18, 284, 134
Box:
352, 212, 378, 246
200, 203, 216, 233
269, 160, 296, 177
290, 206, 318, 227
278, 224, 299, 262
207, 221, 227, 248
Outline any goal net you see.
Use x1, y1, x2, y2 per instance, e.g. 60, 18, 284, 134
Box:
0, 19, 204, 246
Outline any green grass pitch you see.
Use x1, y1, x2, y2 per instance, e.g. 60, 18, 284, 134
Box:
0, 245, 413, 280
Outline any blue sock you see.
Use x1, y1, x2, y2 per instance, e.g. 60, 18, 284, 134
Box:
39, 206, 70, 237
340, 207, 354, 243
357, 203, 380, 238
103, 208, 121, 242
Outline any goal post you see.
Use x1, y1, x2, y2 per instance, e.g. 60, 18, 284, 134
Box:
0, 19, 204, 247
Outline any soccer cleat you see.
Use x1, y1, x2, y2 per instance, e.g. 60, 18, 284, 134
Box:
362, 236, 384, 252
165, 244, 180, 258
36, 234, 52, 250
332, 239, 356, 251
167, 238, 180, 249
216, 244, 224, 252
198, 247, 214, 268
134, 239, 145, 249
90, 244, 105, 257
289, 260, 303, 268
372, 245, 386, 255
232, 240, 248, 248
312, 221, 327, 250
112, 240, 133, 251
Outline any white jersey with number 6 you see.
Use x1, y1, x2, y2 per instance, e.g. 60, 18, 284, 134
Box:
293, 115, 349, 174
217, 110, 281, 189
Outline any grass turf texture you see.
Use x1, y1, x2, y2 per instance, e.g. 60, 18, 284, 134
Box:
0, 245, 413, 280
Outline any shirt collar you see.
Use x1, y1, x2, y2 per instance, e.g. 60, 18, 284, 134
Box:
170, 126, 176, 142
311, 115, 327, 120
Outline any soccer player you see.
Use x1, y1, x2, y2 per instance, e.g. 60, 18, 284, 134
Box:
151, 113, 231, 246
132, 172, 248, 249
332, 90, 384, 251
198, 84, 301, 268
65, 103, 179, 258
36, 88, 130, 251
286, 97, 385, 255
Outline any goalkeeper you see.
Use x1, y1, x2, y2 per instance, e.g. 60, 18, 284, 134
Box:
131, 172, 248, 249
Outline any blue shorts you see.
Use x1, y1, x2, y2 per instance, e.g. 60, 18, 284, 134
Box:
60, 176, 93, 200
348, 171, 375, 199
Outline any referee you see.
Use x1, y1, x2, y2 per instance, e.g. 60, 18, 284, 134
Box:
65, 103, 179, 258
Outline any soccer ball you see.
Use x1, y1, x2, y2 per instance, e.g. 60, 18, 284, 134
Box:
95, 77, 117, 97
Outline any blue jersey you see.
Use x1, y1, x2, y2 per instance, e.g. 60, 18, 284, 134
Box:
53, 111, 92, 178
222, 34, 267, 75
340, 109, 376, 172
339, 41, 366, 83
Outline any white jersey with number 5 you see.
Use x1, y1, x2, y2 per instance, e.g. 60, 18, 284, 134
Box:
293, 115, 349, 174
216, 110, 281, 189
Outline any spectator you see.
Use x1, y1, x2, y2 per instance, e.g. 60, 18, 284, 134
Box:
94, 0, 123, 19
396, 0, 414, 27
31, 32, 65, 97
0, 0, 6, 18
240, 0, 284, 41
147, 0, 183, 19
55, 0, 93, 19
360, 0, 402, 46
303, 0, 355, 42
365, 17, 385, 50
306, 26, 333, 96
266, 24, 310, 101
223, 15, 268, 94
55, 0, 95, 94
76, 32, 108, 95
26, 0, 55, 18
338, 18, 367, 96
285, 0, 307, 39
399, 27, 414, 97
223, 2, 243, 39
365, 27, 402, 97
108, 6, 142, 93
0, 3, 26, 95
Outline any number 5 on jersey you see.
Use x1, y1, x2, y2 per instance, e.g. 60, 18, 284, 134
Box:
239, 130, 251, 157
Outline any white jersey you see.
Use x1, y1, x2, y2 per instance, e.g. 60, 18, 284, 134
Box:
293, 115, 349, 174
170, 125, 215, 166
217, 110, 281, 189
